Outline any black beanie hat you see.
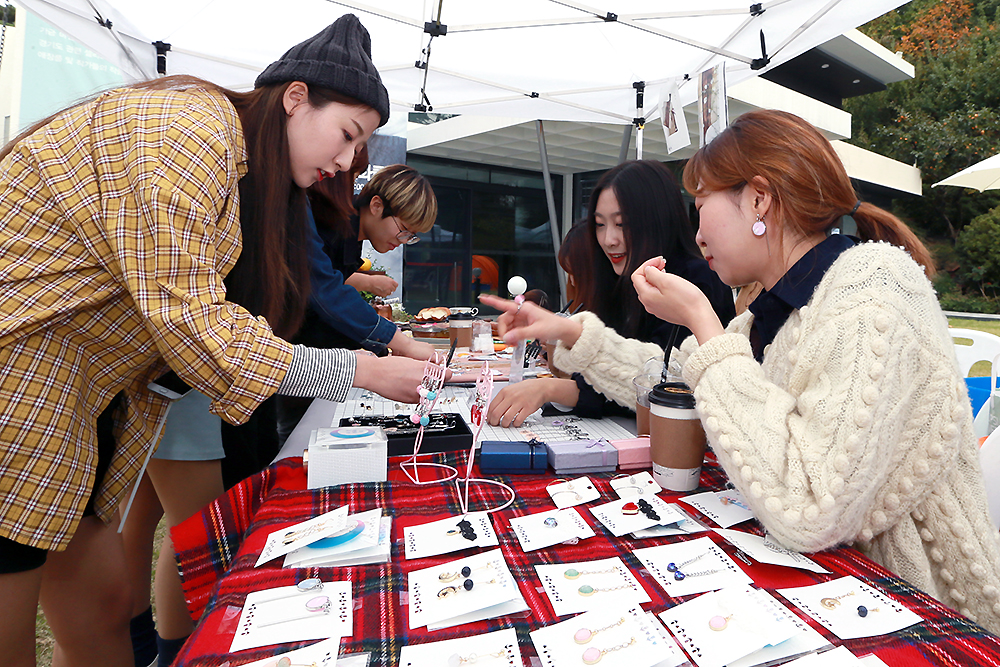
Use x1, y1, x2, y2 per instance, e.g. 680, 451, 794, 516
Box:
255, 14, 390, 127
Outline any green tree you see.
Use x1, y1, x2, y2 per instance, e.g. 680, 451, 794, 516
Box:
955, 204, 1000, 297
846, 0, 1000, 238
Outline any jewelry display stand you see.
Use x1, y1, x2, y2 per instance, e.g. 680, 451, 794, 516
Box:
400, 351, 459, 485
454, 362, 515, 515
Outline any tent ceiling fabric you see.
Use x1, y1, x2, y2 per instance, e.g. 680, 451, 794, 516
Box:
22, 0, 906, 125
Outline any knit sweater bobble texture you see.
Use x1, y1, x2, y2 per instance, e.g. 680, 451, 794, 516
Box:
555, 243, 1000, 634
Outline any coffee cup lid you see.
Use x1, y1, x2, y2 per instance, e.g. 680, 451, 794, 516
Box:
649, 381, 696, 409
449, 312, 474, 320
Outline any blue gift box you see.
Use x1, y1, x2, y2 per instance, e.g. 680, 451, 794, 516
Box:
545, 438, 618, 475
479, 440, 548, 474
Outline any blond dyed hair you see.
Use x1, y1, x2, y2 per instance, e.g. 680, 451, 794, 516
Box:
357, 164, 438, 232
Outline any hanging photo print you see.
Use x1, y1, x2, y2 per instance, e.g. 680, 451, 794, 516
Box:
698, 64, 728, 147
661, 80, 690, 154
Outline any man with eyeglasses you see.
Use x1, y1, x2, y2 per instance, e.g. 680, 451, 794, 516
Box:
277, 164, 439, 444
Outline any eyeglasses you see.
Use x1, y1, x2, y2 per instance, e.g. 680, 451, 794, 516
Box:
391, 216, 420, 245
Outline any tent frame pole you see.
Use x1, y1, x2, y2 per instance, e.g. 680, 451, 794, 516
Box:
618, 125, 633, 164
536, 120, 567, 309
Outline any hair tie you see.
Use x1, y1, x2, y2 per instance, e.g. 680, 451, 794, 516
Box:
850, 200, 861, 215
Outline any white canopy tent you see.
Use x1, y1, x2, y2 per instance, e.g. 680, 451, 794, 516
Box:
22, 0, 907, 124
19, 0, 908, 306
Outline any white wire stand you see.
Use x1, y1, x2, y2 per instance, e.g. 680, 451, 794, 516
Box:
400, 351, 458, 485
455, 361, 515, 515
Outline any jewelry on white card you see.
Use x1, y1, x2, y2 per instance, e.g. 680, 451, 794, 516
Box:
256, 595, 331, 627
666, 552, 709, 580
447, 650, 505, 666
296, 578, 323, 592
547, 479, 582, 502
573, 617, 626, 644
636, 499, 660, 521
437, 577, 498, 598
438, 562, 493, 583
719, 495, 750, 510
581, 637, 635, 665
543, 517, 559, 528
857, 605, 880, 617
577, 582, 633, 597
820, 591, 856, 609
612, 474, 645, 495
563, 566, 618, 580
446, 518, 478, 541
708, 614, 733, 631
275, 658, 319, 667
621, 501, 640, 516
281, 518, 342, 545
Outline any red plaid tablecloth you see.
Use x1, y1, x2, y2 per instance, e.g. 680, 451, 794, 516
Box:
172, 453, 1000, 666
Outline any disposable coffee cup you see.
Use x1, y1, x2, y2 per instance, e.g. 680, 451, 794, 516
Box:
449, 312, 474, 348
632, 373, 659, 436
648, 381, 706, 492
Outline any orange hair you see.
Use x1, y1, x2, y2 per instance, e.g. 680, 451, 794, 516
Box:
683, 110, 934, 277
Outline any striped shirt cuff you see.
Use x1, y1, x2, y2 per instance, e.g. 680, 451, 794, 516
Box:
278, 345, 357, 403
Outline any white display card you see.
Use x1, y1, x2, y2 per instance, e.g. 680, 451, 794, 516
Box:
407, 549, 523, 630
782, 645, 871, 666
535, 556, 651, 616
256, 505, 349, 567
546, 476, 600, 509
777, 576, 922, 640
659, 587, 797, 667
284, 508, 383, 567
230, 581, 352, 653
398, 628, 521, 667
290, 515, 392, 569
633, 504, 709, 539
509, 507, 595, 552
643, 611, 691, 667
726, 588, 833, 667
680, 490, 754, 528
634, 536, 753, 597
235, 637, 341, 667
403, 512, 499, 559
530, 605, 677, 667
610, 471, 662, 498
590, 495, 688, 537
714, 529, 830, 574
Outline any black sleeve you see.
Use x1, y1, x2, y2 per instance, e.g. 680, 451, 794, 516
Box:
565, 373, 636, 420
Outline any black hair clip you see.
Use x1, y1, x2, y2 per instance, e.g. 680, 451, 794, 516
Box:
637, 499, 660, 522
446, 518, 477, 541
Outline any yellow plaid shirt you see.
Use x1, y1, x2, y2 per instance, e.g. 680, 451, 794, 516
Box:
0, 86, 293, 551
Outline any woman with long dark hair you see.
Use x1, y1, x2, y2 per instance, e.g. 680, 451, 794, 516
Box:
486, 160, 734, 427
0, 15, 430, 666
486, 110, 1000, 635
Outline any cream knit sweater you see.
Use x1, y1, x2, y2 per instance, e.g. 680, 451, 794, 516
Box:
553, 242, 1000, 634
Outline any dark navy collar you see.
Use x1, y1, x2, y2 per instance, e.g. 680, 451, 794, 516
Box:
748, 234, 857, 361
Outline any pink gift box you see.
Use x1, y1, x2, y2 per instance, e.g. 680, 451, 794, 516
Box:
610, 436, 651, 470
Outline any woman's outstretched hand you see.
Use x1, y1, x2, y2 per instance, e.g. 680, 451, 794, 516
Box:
631, 257, 725, 345
478, 294, 583, 347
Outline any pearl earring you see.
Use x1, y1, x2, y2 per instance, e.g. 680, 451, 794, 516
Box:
752, 213, 766, 237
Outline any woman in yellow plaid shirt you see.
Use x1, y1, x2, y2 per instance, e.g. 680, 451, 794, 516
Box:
0, 15, 432, 667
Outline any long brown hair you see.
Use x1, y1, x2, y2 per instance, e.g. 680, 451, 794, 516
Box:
309, 144, 370, 240
2, 75, 373, 337
683, 109, 935, 277
582, 160, 703, 337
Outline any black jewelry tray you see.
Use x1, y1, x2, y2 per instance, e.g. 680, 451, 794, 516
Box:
338, 412, 473, 456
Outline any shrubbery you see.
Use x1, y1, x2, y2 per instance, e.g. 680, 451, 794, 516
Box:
954, 205, 1000, 303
